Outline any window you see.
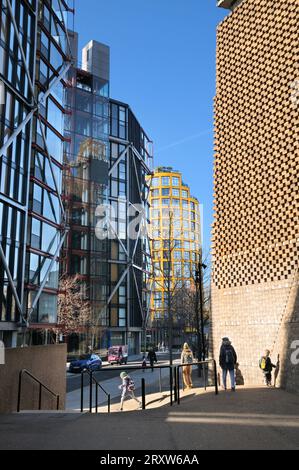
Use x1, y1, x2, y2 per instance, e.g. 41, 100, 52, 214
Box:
151, 189, 159, 197
119, 286, 126, 305
162, 188, 170, 196
152, 178, 159, 187
119, 308, 126, 327
161, 177, 170, 186
172, 189, 180, 197
162, 199, 170, 207
172, 177, 180, 187
151, 209, 160, 218
182, 190, 188, 197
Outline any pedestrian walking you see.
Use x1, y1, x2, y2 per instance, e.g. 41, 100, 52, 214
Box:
181, 342, 194, 389
219, 337, 237, 391
259, 350, 276, 387
141, 355, 147, 372
119, 372, 142, 411
147, 348, 157, 371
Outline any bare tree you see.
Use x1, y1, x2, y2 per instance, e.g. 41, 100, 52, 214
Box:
54, 274, 92, 340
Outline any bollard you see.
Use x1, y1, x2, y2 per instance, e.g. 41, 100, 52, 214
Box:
170, 368, 173, 406
89, 371, 93, 413
177, 367, 181, 405
80, 372, 84, 412
214, 360, 219, 395
159, 368, 162, 394
141, 378, 146, 409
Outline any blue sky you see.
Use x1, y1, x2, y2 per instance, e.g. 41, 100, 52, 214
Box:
75, 0, 226, 255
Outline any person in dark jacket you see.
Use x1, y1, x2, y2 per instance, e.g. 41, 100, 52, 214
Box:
259, 350, 276, 387
147, 348, 157, 371
219, 337, 237, 391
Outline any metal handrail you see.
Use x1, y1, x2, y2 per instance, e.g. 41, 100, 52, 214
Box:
81, 369, 111, 414
176, 359, 218, 405
17, 369, 60, 412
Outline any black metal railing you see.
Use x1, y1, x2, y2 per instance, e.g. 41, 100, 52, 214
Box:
97, 365, 174, 411
78, 361, 218, 413
81, 369, 111, 414
176, 360, 218, 405
17, 369, 60, 413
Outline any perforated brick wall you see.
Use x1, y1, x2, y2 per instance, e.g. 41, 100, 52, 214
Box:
212, 0, 299, 390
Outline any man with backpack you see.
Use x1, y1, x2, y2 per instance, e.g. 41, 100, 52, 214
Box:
219, 337, 237, 392
259, 350, 276, 387
119, 371, 142, 411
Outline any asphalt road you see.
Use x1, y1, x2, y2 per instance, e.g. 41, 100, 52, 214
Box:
66, 353, 179, 393
66, 361, 141, 393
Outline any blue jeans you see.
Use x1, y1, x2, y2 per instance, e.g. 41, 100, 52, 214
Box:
222, 368, 235, 389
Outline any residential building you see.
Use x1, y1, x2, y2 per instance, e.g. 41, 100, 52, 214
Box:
63, 38, 153, 355
212, 0, 299, 391
149, 167, 201, 347
0, 0, 74, 346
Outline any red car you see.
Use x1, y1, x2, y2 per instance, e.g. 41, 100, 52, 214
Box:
108, 345, 128, 365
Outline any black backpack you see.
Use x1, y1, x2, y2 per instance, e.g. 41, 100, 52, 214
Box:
224, 347, 234, 365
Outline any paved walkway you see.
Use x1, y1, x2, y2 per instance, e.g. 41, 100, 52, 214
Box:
1, 387, 299, 450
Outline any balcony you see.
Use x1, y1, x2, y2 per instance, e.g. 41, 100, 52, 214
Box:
217, 0, 239, 9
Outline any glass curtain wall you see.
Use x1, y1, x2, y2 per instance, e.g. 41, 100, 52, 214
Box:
63, 66, 109, 355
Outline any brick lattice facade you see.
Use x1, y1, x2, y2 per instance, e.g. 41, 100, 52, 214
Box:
212, 0, 299, 392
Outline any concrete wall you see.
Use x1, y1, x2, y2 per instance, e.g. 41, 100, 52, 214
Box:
0, 344, 67, 413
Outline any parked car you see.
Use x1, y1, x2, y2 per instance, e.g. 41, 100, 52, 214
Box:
69, 354, 102, 373
108, 345, 128, 365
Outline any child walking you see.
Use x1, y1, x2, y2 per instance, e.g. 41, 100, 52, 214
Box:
259, 350, 276, 387
119, 371, 142, 411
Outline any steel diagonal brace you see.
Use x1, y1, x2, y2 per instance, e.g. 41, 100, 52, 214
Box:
131, 145, 151, 175
132, 152, 142, 203
109, 145, 129, 176
26, 230, 68, 324
0, 243, 27, 325
39, 62, 72, 105
106, 217, 129, 257
37, 117, 66, 220
132, 267, 144, 320
57, 0, 73, 57
5, 0, 37, 105
0, 108, 37, 159
97, 265, 130, 322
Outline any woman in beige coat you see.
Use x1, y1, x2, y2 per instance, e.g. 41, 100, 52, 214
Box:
181, 343, 194, 389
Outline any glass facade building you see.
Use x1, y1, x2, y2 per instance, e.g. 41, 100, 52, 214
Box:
62, 39, 153, 355
62, 40, 110, 354
108, 98, 153, 353
0, 0, 74, 346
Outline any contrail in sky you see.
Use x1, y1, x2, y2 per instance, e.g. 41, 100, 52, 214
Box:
156, 129, 212, 154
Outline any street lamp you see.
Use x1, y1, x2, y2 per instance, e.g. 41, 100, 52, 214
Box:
195, 260, 207, 367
